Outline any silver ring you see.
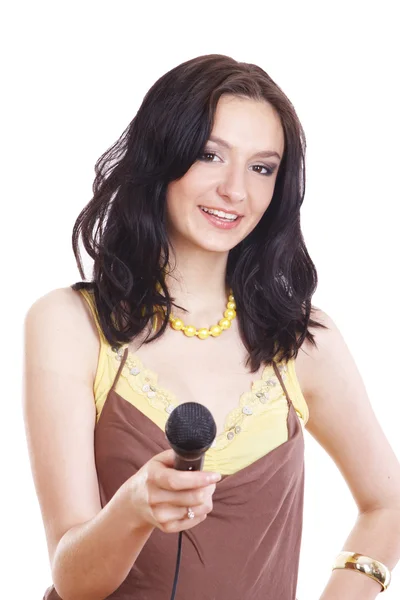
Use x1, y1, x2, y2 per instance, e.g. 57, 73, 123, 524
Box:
187, 507, 195, 520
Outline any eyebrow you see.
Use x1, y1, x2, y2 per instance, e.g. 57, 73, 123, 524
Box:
208, 135, 281, 161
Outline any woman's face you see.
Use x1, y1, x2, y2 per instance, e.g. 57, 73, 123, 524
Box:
166, 94, 285, 254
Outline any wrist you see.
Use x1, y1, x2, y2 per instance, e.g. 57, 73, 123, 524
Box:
332, 551, 391, 593
114, 479, 155, 535
320, 567, 384, 600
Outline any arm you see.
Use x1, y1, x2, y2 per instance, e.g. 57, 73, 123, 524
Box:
23, 288, 154, 600
297, 309, 400, 599
23, 288, 217, 600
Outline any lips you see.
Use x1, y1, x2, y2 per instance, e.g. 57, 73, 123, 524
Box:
198, 206, 243, 230
199, 205, 243, 220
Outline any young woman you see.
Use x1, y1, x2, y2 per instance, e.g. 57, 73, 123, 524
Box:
23, 54, 400, 600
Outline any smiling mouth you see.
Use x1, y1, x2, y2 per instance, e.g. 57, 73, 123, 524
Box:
199, 206, 241, 221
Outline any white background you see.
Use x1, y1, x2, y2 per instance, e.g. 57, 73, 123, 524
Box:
1, 1, 399, 598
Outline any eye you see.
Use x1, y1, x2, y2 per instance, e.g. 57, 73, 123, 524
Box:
198, 152, 277, 176
252, 164, 276, 177
199, 151, 219, 162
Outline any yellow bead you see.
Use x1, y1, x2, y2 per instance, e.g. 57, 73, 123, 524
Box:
197, 328, 210, 340
165, 289, 236, 339
219, 318, 231, 330
210, 325, 222, 337
171, 318, 184, 331
183, 325, 197, 337
224, 309, 236, 320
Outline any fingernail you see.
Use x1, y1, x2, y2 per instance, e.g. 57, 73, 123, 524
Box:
208, 473, 222, 483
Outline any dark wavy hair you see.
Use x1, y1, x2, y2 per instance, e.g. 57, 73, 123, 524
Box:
71, 53, 326, 372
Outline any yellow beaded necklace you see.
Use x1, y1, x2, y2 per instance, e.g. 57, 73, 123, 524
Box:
156, 287, 236, 339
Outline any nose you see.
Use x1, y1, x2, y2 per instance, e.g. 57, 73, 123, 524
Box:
216, 164, 246, 204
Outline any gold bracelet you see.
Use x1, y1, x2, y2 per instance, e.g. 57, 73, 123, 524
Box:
332, 551, 391, 592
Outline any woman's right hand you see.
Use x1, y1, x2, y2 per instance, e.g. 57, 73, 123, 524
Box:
122, 449, 221, 534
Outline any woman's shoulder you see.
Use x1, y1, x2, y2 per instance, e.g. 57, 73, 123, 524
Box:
294, 306, 339, 403
24, 285, 100, 384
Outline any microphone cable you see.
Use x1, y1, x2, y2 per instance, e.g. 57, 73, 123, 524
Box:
170, 531, 183, 600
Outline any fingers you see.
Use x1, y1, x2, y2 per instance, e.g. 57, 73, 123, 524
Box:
161, 514, 207, 534
139, 450, 221, 534
153, 462, 221, 492
154, 502, 211, 523
152, 449, 176, 467
152, 504, 209, 534
151, 484, 216, 508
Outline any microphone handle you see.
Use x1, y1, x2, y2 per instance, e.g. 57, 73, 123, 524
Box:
174, 453, 205, 471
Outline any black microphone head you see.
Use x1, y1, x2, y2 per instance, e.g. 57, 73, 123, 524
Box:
165, 402, 217, 453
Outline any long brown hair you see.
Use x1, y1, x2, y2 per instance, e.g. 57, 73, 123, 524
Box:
72, 54, 326, 372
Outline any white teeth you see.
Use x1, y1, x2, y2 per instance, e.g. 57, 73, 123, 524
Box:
200, 206, 238, 221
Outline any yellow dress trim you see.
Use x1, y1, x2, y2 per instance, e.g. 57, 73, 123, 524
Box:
285, 358, 309, 425
78, 288, 108, 401
78, 287, 309, 472
108, 343, 293, 450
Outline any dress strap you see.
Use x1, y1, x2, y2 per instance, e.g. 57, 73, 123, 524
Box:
78, 288, 108, 344
272, 361, 294, 409
110, 347, 129, 393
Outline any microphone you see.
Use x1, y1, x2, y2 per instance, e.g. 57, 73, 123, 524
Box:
165, 402, 217, 471
165, 403, 217, 600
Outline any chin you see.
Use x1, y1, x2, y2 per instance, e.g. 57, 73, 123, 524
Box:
192, 233, 242, 254
169, 224, 247, 255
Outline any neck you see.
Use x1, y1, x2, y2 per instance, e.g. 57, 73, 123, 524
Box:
163, 247, 230, 325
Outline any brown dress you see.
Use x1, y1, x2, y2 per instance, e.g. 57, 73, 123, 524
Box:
44, 347, 304, 600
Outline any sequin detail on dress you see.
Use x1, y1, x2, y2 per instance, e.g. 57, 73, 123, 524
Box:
109, 344, 289, 449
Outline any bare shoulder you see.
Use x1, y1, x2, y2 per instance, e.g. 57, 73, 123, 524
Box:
24, 286, 99, 384
293, 306, 336, 400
